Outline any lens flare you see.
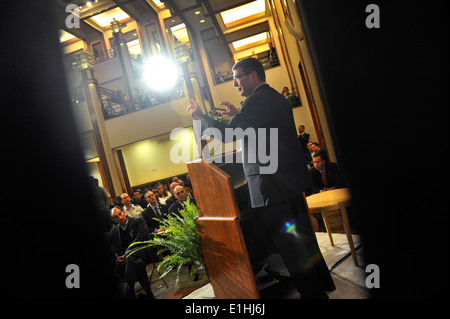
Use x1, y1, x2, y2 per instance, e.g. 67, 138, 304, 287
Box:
285, 221, 297, 235
283, 220, 325, 271
284, 221, 311, 269
284, 219, 301, 238
143, 56, 178, 91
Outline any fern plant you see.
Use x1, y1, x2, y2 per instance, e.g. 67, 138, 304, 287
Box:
136, 196, 205, 285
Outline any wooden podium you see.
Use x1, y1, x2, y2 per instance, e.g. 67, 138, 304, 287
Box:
187, 158, 260, 299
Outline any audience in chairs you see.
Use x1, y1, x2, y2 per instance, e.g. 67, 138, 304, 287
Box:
164, 181, 179, 210
109, 206, 155, 299
310, 142, 328, 162
141, 191, 168, 234
156, 182, 172, 205
121, 193, 143, 218
168, 185, 196, 217
308, 153, 346, 232
308, 153, 344, 194
131, 190, 148, 209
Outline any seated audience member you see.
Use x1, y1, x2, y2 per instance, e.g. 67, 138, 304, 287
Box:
183, 185, 194, 197
121, 193, 143, 218
151, 184, 159, 196
111, 196, 123, 211
307, 142, 314, 156
164, 182, 179, 209
167, 185, 198, 281
168, 185, 196, 217
308, 153, 343, 194
175, 179, 193, 196
132, 190, 147, 209
302, 142, 314, 167
308, 154, 355, 232
109, 207, 155, 299
307, 154, 342, 232
141, 191, 167, 234
156, 183, 172, 205
310, 142, 328, 162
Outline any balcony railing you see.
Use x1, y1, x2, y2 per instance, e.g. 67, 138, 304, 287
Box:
91, 48, 116, 65
100, 84, 185, 120
70, 49, 188, 119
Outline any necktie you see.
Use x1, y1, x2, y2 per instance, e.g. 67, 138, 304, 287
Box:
154, 206, 162, 218
321, 169, 328, 188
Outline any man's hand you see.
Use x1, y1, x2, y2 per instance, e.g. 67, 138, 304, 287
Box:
187, 98, 204, 119
219, 101, 239, 116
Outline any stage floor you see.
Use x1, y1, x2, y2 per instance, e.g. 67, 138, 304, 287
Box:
183, 232, 370, 299
133, 232, 370, 299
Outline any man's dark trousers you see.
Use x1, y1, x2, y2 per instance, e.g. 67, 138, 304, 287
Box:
255, 194, 334, 298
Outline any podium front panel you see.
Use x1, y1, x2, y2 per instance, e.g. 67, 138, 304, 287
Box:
188, 159, 241, 218
195, 217, 259, 299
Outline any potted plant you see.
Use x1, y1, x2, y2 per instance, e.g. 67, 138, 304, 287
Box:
145, 196, 206, 284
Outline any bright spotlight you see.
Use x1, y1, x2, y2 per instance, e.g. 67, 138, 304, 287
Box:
143, 56, 179, 91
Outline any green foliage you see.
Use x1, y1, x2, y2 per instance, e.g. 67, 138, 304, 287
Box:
137, 196, 204, 285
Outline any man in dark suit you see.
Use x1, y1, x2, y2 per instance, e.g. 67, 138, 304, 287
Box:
268, 42, 279, 67
308, 153, 344, 194
109, 207, 155, 299
298, 125, 310, 156
131, 190, 148, 209
308, 153, 347, 232
168, 185, 196, 217
310, 142, 328, 162
187, 57, 334, 298
141, 191, 167, 234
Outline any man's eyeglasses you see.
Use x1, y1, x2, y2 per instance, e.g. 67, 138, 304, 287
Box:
233, 72, 250, 81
